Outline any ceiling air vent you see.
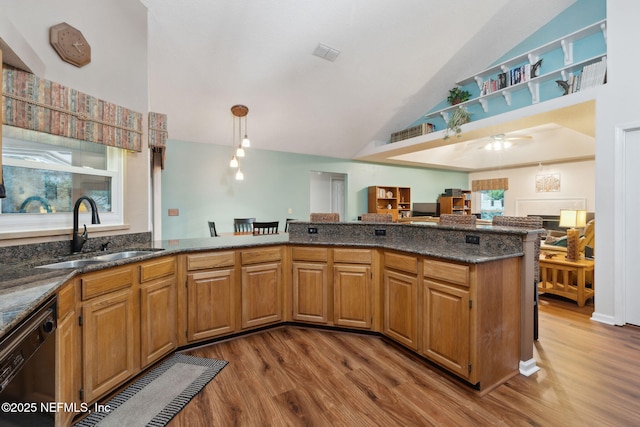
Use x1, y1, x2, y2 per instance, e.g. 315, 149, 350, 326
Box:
312, 43, 341, 62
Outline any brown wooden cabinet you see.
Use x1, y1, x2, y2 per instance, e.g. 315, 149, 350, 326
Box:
291, 247, 330, 324
56, 280, 80, 427
241, 247, 283, 329
81, 287, 136, 403
184, 251, 237, 342
421, 256, 521, 392
139, 257, 177, 368
79, 258, 179, 404
49, 239, 521, 406
333, 248, 372, 329
423, 276, 471, 378
368, 186, 411, 220
383, 251, 418, 350
438, 190, 472, 215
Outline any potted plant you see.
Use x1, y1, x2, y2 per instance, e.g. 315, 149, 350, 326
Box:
446, 87, 472, 105
444, 106, 472, 139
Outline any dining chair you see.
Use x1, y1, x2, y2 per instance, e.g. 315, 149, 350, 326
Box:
492, 215, 544, 340
361, 213, 393, 223
309, 213, 339, 222
252, 221, 279, 235
438, 214, 476, 227
284, 218, 297, 232
208, 221, 219, 237
234, 218, 255, 232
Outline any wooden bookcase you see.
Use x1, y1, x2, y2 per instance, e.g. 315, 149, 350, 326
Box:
438, 190, 471, 215
368, 186, 411, 221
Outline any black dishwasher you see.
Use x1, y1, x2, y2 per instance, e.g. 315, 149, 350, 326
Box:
0, 297, 56, 426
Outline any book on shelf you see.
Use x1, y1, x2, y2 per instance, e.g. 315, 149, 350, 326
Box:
481, 63, 531, 96
390, 122, 435, 143
579, 58, 607, 91
558, 57, 606, 96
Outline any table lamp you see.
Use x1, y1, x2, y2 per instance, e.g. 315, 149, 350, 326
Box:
559, 209, 587, 261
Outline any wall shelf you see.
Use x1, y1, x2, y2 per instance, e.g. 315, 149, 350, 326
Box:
424, 19, 607, 123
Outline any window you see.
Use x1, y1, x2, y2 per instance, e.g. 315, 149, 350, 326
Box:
0, 126, 123, 232
478, 190, 505, 220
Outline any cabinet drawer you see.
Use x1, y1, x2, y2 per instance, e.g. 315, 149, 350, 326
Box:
423, 259, 469, 286
333, 248, 371, 264
292, 246, 328, 262
384, 251, 417, 274
139, 256, 176, 283
186, 251, 235, 271
241, 247, 282, 265
81, 266, 134, 300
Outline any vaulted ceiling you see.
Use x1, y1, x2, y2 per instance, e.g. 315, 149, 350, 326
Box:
142, 0, 582, 170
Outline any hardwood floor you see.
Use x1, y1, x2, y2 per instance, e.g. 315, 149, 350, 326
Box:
169, 296, 640, 426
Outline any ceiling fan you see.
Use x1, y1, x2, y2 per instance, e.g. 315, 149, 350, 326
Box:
482, 133, 533, 151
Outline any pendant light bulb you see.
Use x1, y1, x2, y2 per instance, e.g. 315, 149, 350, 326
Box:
235, 168, 244, 181
236, 145, 245, 158
229, 155, 238, 168
242, 134, 251, 148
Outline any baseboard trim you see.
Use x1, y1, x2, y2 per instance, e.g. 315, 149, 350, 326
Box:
519, 358, 540, 376
590, 312, 617, 325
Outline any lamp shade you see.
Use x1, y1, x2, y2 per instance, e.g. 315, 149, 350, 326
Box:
559, 209, 587, 228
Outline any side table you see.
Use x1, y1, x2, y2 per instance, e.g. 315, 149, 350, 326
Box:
538, 253, 595, 307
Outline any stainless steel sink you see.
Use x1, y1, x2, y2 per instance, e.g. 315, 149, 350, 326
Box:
37, 259, 106, 269
37, 250, 158, 269
93, 250, 156, 261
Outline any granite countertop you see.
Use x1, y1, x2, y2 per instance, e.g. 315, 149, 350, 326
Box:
0, 234, 289, 338
0, 225, 534, 340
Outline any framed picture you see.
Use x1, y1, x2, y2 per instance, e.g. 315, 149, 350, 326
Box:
535, 173, 561, 192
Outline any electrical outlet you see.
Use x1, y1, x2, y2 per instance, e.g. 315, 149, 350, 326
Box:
374, 229, 386, 236
308, 227, 318, 234
465, 235, 480, 244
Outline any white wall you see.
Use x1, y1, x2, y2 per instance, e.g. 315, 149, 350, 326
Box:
593, 0, 640, 325
469, 160, 595, 216
0, 0, 151, 242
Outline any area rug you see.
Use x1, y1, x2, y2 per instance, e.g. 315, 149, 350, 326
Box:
75, 354, 228, 427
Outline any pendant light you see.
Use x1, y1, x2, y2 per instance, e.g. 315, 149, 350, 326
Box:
242, 114, 251, 148
229, 155, 238, 168
235, 168, 244, 181
229, 104, 250, 179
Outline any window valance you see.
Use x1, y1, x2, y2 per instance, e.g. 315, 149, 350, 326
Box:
149, 112, 167, 169
471, 178, 509, 191
2, 67, 143, 151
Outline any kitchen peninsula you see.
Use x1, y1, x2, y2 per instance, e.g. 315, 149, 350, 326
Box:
0, 221, 539, 425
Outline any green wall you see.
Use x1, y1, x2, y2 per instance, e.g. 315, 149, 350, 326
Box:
161, 140, 468, 239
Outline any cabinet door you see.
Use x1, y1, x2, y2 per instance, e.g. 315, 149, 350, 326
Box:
383, 269, 418, 349
422, 280, 470, 379
187, 268, 236, 341
292, 262, 329, 323
56, 282, 79, 427
241, 262, 283, 328
82, 288, 135, 402
140, 276, 177, 368
333, 264, 371, 329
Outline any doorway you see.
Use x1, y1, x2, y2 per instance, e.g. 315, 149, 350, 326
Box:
309, 171, 346, 220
